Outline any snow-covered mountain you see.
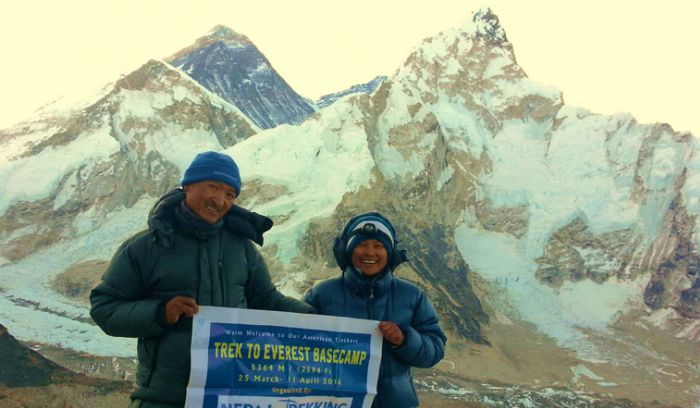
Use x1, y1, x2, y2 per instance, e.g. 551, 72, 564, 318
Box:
1, 7, 699, 407
165, 25, 316, 129
0, 59, 257, 263
0, 58, 260, 356
315, 76, 387, 109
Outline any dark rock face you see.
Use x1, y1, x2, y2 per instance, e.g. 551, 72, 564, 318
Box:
0, 324, 75, 387
679, 281, 700, 317
643, 194, 700, 317
167, 27, 315, 129
401, 224, 490, 344
0, 324, 133, 407
471, 7, 509, 45
535, 217, 634, 287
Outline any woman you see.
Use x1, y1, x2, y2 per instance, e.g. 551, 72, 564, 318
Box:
304, 212, 447, 407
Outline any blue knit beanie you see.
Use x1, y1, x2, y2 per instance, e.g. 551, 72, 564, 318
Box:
181, 151, 242, 195
343, 212, 396, 259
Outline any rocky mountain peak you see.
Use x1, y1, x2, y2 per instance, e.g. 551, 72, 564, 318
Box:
471, 7, 508, 44
113, 59, 178, 91
168, 25, 252, 61
165, 26, 316, 129
206, 24, 253, 46
394, 7, 521, 91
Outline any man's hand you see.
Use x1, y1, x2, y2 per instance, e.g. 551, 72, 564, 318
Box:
379, 321, 404, 347
164, 296, 199, 324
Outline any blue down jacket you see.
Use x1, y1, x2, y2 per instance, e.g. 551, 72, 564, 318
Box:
304, 267, 446, 407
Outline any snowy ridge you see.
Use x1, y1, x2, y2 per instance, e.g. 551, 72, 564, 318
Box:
315, 76, 387, 109
153, 59, 260, 133
0, 119, 120, 216
0, 59, 256, 218
0, 81, 114, 134
230, 97, 374, 262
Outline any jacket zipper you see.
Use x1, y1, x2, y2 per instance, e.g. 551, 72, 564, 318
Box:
217, 231, 225, 305
218, 260, 224, 305
145, 341, 160, 387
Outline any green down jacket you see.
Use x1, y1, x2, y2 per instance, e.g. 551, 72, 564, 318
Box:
90, 189, 313, 405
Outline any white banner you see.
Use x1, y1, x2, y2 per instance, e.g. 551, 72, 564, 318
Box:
185, 306, 383, 408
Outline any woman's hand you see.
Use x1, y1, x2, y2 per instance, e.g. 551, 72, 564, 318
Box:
379, 321, 404, 347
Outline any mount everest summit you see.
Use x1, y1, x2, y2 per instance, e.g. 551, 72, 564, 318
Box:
165, 25, 315, 129
1, 7, 699, 407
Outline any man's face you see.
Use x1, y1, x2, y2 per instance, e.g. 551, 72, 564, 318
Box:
350, 239, 388, 277
184, 180, 237, 224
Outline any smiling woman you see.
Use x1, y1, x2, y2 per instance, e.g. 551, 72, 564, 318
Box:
304, 212, 447, 408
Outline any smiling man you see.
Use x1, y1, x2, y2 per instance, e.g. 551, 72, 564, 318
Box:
90, 151, 314, 408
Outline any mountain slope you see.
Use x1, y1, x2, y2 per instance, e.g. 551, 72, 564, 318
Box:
0, 59, 257, 263
0, 323, 131, 406
0, 323, 76, 387
0, 59, 259, 357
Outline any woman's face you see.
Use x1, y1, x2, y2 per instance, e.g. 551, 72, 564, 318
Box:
350, 239, 388, 277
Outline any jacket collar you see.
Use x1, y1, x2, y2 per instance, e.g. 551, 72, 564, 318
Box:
147, 188, 273, 246
342, 266, 393, 299
173, 202, 222, 240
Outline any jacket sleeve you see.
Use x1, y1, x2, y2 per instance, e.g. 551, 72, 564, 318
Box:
89, 237, 167, 338
243, 241, 315, 314
302, 286, 320, 311
390, 290, 446, 368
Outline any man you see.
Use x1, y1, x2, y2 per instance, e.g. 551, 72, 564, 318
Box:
90, 151, 314, 407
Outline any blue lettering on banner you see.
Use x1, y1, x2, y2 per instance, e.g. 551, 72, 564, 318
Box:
216, 396, 353, 408
218, 405, 273, 408
278, 400, 348, 408
217, 403, 349, 408
191, 306, 377, 408
218, 404, 273, 408
205, 323, 369, 408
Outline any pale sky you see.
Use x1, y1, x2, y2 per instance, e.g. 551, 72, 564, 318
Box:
1, 0, 698, 136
